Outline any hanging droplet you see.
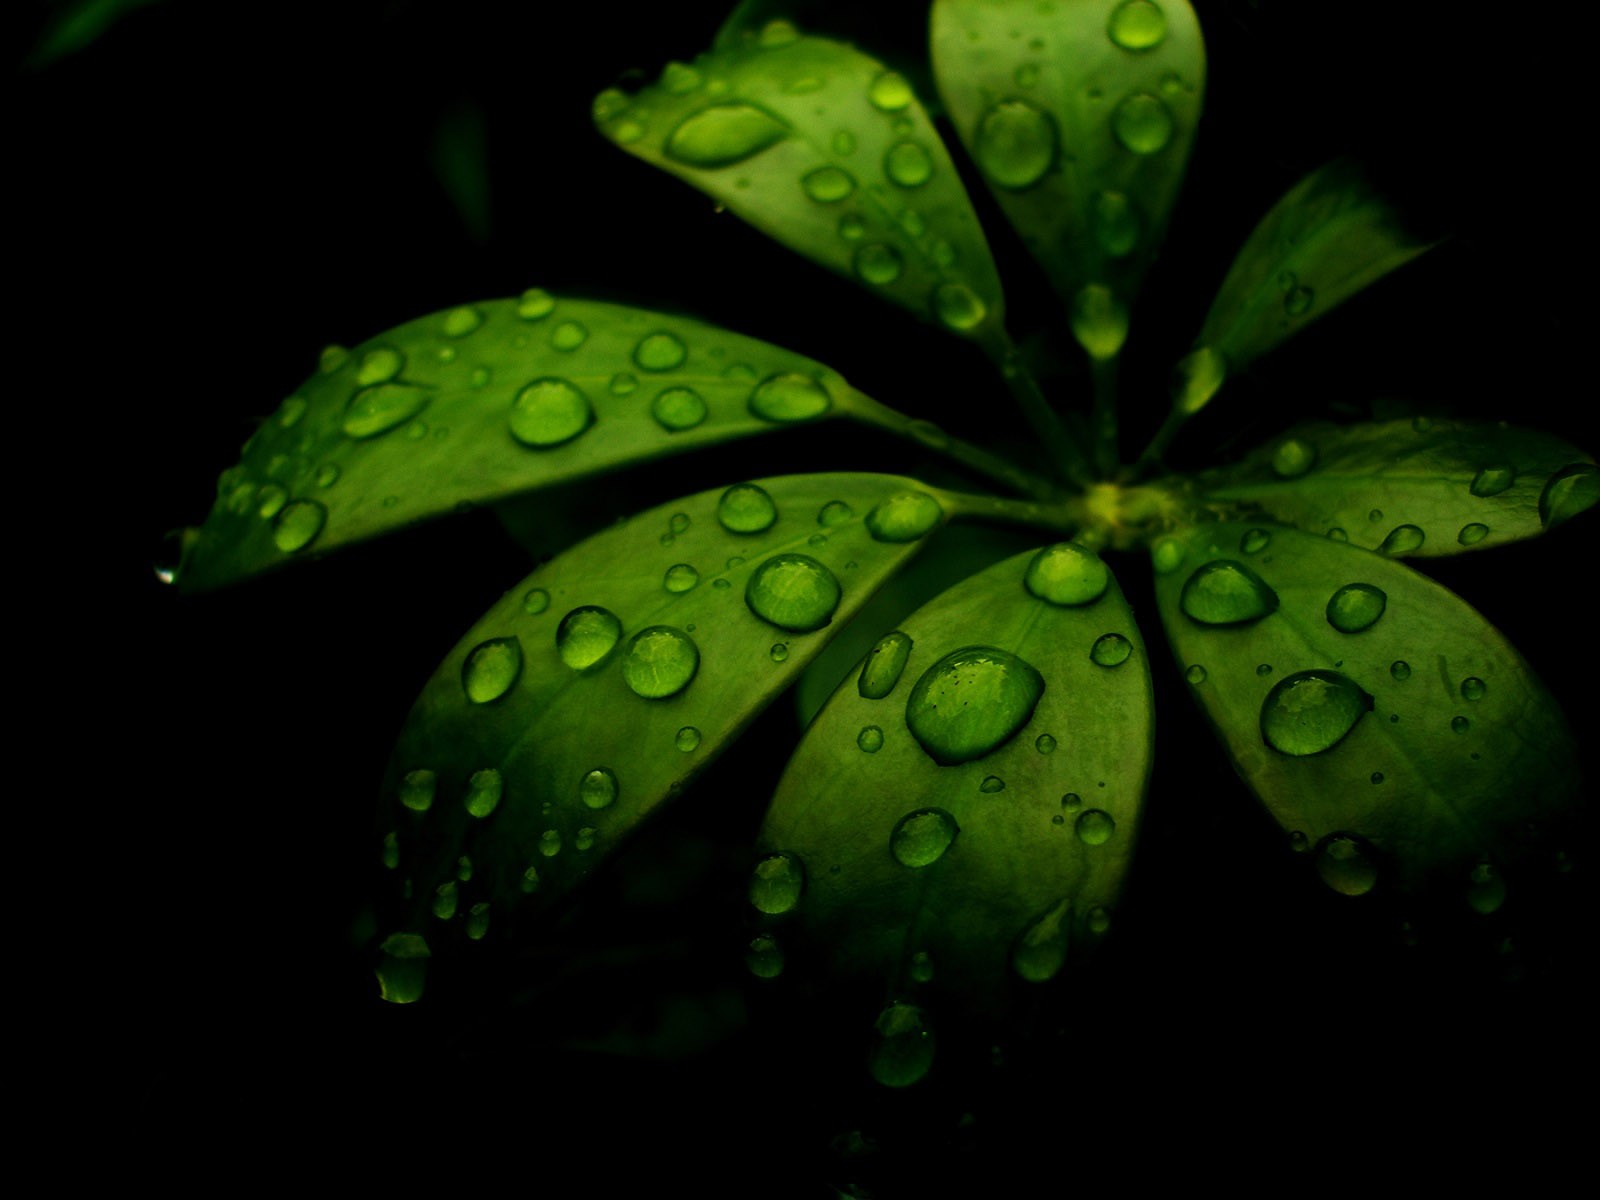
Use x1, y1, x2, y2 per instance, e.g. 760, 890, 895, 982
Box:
718, 483, 778, 533
974, 100, 1057, 190
745, 554, 842, 632
890, 808, 960, 867
272, 500, 327, 553
1012, 898, 1071, 983
1315, 832, 1379, 896
865, 491, 943, 542
1179, 560, 1278, 625
620, 626, 699, 699
342, 383, 430, 440
510, 378, 593, 448
749, 852, 805, 914
556, 606, 623, 670
1378, 524, 1425, 555
1261, 670, 1373, 756
905, 647, 1044, 765
633, 332, 687, 372
857, 725, 884, 753
1107, 0, 1168, 51
651, 386, 709, 432
1271, 437, 1317, 478
859, 631, 913, 699
748, 372, 832, 422
398, 768, 436, 812
1110, 92, 1174, 155
1024, 543, 1109, 606
461, 636, 522, 703
1090, 633, 1133, 667
464, 768, 503, 818
1325, 583, 1387, 633
664, 104, 790, 168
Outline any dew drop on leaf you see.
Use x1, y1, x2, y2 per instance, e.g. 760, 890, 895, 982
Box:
342, 383, 430, 440
748, 372, 832, 422
1110, 92, 1174, 154
1260, 669, 1373, 756
1011, 898, 1072, 983
621, 626, 700, 699
1539, 463, 1600, 528
1466, 863, 1507, 914
1240, 528, 1271, 555
579, 767, 618, 810
432, 882, 458, 921
854, 242, 905, 285
675, 725, 702, 753
857, 725, 884, 753
1075, 809, 1116, 846
1025, 543, 1109, 606
1185, 664, 1207, 685
1036, 733, 1057, 754
865, 491, 943, 542
818, 499, 855, 527
1461, 677, 1487, 701
556, 606, 623, 670
1090, 632, 1133, 667
746, 933, 784, 979
314, 464, 339, 488
272, 500, 326, 553
802, 165, 856, 203
859, 631, 913, 699
1070, 285, 1129, 360
462, 636, 522, 703
549, 321, 588, 351
1179, 561, 1278, 626
1271, 437, 1317, 478
1151, 536, 1186, 574
633, 332, 687, 372
745, 553, 842, 632
509, 378, 593, 448
884, 141, 934, 188
974, 100, 1057, 190
868, 71, 914, 112
441, 305, 483, 338
356, 346, 404, 386
517, 288, 556, 320
1452, 715, 1471, 734
905, 647, 1044, 765
466, 903, 491, 941
1325, 583, 1387, 633
1469, 464, 1515, 497
868, 1002, 934, 1088
718, 483, 779, 533
376, 933, 430, 1005
663, 563, 700, 594
254, 485, 288, 519
932, 283, 988, 331
464, 768, 503, 818
539, 829, 563, 857
1378, 524, 1425, 555
749, 852, 805, 914
1107, 0, 1168, 50
980, 775, 1005, 793
399, 769, 436, 812
770, 642, 789, 662
890, 808, 960, 867
651, 386, 708, 432
1092, 190, 1140, 257
1314, 832, 1379, 896
1284, 286, 1314, 316
522, 587, 551, 615
665, 103, 790, 168
1458, 522, 1490, 546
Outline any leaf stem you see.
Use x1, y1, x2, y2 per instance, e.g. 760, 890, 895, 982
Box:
1129, 408, 1187, 481
979, 330, 1094, 489
936, 489, 1078, 536
1090, 354, 1120, 477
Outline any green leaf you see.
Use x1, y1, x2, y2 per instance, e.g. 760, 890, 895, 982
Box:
373, 472, 954, 999
756, 543, 1153, 1024
1174, 160, 1435, 414
931, 0, 1205, 360
1152, 522, 1577, 896
176, 295, 882, 590
1198, 419, 1598, 557
594, 28, 1006, 343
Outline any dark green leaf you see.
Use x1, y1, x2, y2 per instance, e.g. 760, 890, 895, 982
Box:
594, 29, 1005, 343
1175, 160, 1435, 414
176, 295, 884, 590
931, 0, 1205, 360
1198, 419, 1597, 556
432, 101, 492, 244
1152, 522, 1577, 895
373, 472, 953, 1000
757, 543, 1153, 1022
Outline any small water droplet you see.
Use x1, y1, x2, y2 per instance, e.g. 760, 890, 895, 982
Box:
1185, 664, 1207, 685
1240, 528, 1271, 555
1025, 542, 1109, 606
432, 881, 459, 921
838, 213, 865, 241
342, 383, 430, 440
1458, 522, 1490, 546
549, 321, 588, 351
868, 71, 913, 112
556, 606, 623, 670
633, 332, 687, 372
1315, 832, 1379, 896
749, 372, 832, 422
1469, 464, 1515, 497
651, 386, 709, 432
1256, 663, 1273, 677
890, 808, 960, 867
1091, 190, 1140, 258
746, 933, 785, 979
1460, 676, 1486, 701
974, 100, 1057, 190
865, 490, 943, 542
1325, 583, 1387, 633
718, 483, 778, 533
1036, 733, 1057, 754
1172, 347, 1226, 415
517, 287, 556, 320
905, 647, 1044, 765
749, 852, 805, 914
663, 563, 700, 594
818, 499, 855, 527
319, 344, 349, 373
675, 725, 702, 753
539, 829, 563, 857
858, 725, 884, 753
769, 642, 790, 663
1379, 524, 1425, 555
522, 587, 551, 615
399, 768, 436, 812
1271, 437, 1317, 478
1327, 527, 1348, 542
272, 500, 326, 553
932, 283, 988, 331
314, 463, 339, 488
909, 950, 934, 983
1451, 715, 1471, 734
853, 242, 904, 286
441, 306, 483, 338
859, 631, 913, 699
1089, 632, 1133, 667
1107, 0, 1168, 51
356, 346, 404, 387
464, 768, 503, 818
576, 767, 618, 811
462, 636, 522, 703
1011, 897, 1071, 982
1284, 286, 1314, 316
1110, 92, 1174, 154
665, 103, 789, 168
1075, 809, 1115, 846
1390, 660, 1411, 680
574, 826, 597, 851
802, 165, 856, 203
976, 775, 1005, 794
659, 60, 703, 94
1261, 670, 1373, 756
1151, 537, 1186, 574
868, 1002, 934, 1088
884, 141, 933, 188
745, 553, 842, 632
1179, 560, 1278, 625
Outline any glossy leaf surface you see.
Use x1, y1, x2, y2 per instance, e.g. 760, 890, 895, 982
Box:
932, 0, 1204, 354
1177, 161, 1434, 413
375, 473, 952, 991
758, 544, 1153, 1010
595, 29, 1005, 342
177, 295, 874, 590
1200, 420, 1597, 556
1154, 523, 1576, 893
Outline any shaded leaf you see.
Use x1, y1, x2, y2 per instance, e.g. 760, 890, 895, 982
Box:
1199, 419, 1597, 556
1152, 522, 1576, 894
432, 101, 492, 244
176, 295, 884, 590
374, 472, 954, 998
1175, 160, 1435, 413
27, 0, 164, 69
931, 0, 1205, 360
758, 543, 1153, 1019
594, 28, 1005, 343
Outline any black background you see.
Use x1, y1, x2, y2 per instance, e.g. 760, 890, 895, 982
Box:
23, 0, 1593, 1186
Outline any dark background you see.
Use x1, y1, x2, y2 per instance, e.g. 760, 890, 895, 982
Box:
22, 0, 1592, 1184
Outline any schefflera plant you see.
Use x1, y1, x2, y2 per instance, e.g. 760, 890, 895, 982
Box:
173, 0, 1595, 1084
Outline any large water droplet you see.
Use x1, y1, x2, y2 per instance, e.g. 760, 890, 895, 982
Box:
933, 283, 988, 331
853, 242, 904, 286
665, 103, 789, 168
802, 165, 856, 203
1024, 543, 1109, 606
864, 490, 943, 543
343, 383, 430, 439
749, 852, 805, 914
1539, 463, 1600, 528
1179, 560, 1278, 625
633, 332, 687, 372
376, 933, 430, 1004
464, 768, 503, 818
1070, 285, 1129, 361
905, 647, 1044, 765
745, 553, 842, 632
974, 101, 1056, 190
580, 767, 618, 810
1379, 524, 1425, 555
462, 636, 522, 703
1469, 464, 1515, 497
749, 372, 832, 422
1172, 347, 1226, 415
356, 346, 404, 386
399, 769, 436, 812
1110, 92, 1174, 154
1271, 437, 1316, 478
510, 378, 593, 448
663, 563, 700, 594
1261, 670, 1373, 756
1315, 832, 1379, 896
718, 483, 778, 533
272, 500, 327, 553
621, 626, 699, 699
651, 386, 708, 432
1325, 583, 1387, 633
556, 606, 622, 670
1090, 633, 1133, 667
890, 808, 959, 867
1107, 0, 1168, 50
1012, 898, 1071, 982
859, 631, 913, 699
869, 1003, 934, 1088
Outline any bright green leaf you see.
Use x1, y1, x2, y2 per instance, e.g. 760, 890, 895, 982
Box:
1175, 160, 1435, 414
1199, 419, 1597, 556
1153, 522, 1577, 894
931, 0, 1205, 359
594, 29, 1006, 343
373, 472, 954, 996
175, 295, 887, 590
757, 544, 1153, 1020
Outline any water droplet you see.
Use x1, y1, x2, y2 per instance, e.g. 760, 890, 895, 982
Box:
1090, 632, 1133, 667
1069, 285, 1129, 360
675, 725, 702, 753
905, 647, 1044, 765
517, 287, 556, 319
556, 606, 623, 670
399, 768, 436, 812
509, 378, 593, 448
621, 626, 699, 699
665, 103, 789, 168
868, 71, 913, 112
859, 631, 913, 699
572, 766, 617, 811
1466, 863, 1507, 914
1451, 715, 1471, 734
1315, 832, 1379, 896
314, 464, 339, 488
549, 321, 588, 351
1257, 663, 1273, 677
749, 852, 805, 914
662, 563, 700, 595
749, 372, 832, 422
1325, 583, 1387, 633
769, 642, 790, 663
883, 141, 933, 188
376, 933, 430, 1004
818, 500, 855, 528
1024, 542, 1109, 606
462, 636, 522, 703
853, 242, 904, 286
1179, 560, 1278, 625
573, 826, 597, 852
974, 100, 1057, 190
1469, 464, 1515, 497
745, 553, 842, 632
1075, 809, 1115, 846
610, 372, 638, 396
1539, 463, 1600, 528
1107, 0, 1168, 51
865, 490, 943, 542
659, 60, 703, 95
272, 500, 326, 553
1171, 346, 1227, 415
1379, 524, 1425, 555
539, 829, 563, 857
356, 346, 404, 386
432, 881, 459, 921
319, 344, 349, 374
718, 483, 778, 533
1459, 676, 1487, 703
755, 17, 798, 46
342, 383, 430, 439
1185, 664, 1207, 685
441, 306, 483, 338
1010, 897, 1071, 982
838, 213, 865, 240
858, 725, 884, 753
1151, 536, 1186, 574
802, 165, 856, 203
521, 588, 552, 616
868, 1002, 934, 1088
1110, 92, 1174, 155
1261, 670, 1373, 756
651, 386, 709, 432
972, 775, 1004, 795
890, 808, 960, 867
1457, 522, 1490, 546
1326, 528, 1348, 542
746, 933, 785, 979
632, 332, 687, 372
464, 768, 503, 818
908, 950, 934, 983
1088, 190, 1140, 258
1036, 733, 1057, 754
1390, 660, 1411, 680
933, 283, 988, 331
1271, 437, 1316, 478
